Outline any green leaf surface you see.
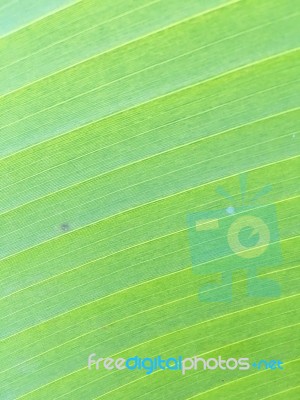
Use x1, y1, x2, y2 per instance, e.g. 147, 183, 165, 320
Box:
0, 0, 299, 399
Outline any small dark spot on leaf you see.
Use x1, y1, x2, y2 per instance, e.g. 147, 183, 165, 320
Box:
60, 223, 70, 232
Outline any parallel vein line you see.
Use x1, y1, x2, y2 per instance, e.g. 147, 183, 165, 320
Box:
2, 15, 297, 131
16, 321, 299, 399
1, 233, 298, 342
0, 0, 241, 99
0, 0, 82, 40
0, 0, 160, 73
0, 115, 297, 234
1, 85, 297, 195
0, 155, 298, 270
1, 263, 299, 376
1, 47, 298, 163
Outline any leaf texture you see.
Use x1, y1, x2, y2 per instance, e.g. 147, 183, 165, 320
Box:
0, 0, 299, 399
